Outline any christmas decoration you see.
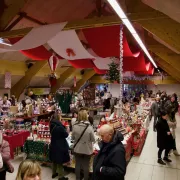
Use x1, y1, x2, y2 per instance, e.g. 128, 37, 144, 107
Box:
74, 76, 77, 87
48, 73, 57, 87
119, 25, 124, 117
4, 72, 11, 89
48, 54, 59, 73
66, 48, 76, 57
106, 59, 120, 83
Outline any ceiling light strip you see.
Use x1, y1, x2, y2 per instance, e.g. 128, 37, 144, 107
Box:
107, 0, 157, 68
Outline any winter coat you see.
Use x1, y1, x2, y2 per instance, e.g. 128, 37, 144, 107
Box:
0, 140, 14, 173
72, 121, 95, 155
0, 153, 2, 169
49, 119, 70, 164
151, 101, 161, 116
93, 131, 126, 180
164, 100, 179, 120
156, 118, 174, 149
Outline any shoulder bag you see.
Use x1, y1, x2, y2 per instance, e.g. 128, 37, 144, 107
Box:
72, 124, 89, 153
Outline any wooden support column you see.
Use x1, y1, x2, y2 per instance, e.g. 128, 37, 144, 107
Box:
73, 70, 95, 92
51, 67, 76, 93
0, 0, 26, 30
11, 61, 47, 99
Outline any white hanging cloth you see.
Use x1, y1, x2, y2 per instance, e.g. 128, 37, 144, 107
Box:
48, 30, 94, 60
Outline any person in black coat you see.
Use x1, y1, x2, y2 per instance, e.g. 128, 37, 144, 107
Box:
93, 124, 126, 180
49, 110, 70, 180
156, 110, 174, 165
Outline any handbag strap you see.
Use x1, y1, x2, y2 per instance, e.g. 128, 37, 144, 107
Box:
74, 124, 89, 149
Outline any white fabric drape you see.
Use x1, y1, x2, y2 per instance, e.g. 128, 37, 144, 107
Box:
0, 22, 67, 53
9, 22, 67, 50
48, 30, 94, 60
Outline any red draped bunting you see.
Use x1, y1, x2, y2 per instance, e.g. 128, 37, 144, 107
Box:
135, 63, 154, 75
122, 52, 147, 71
93, 66, 107, 74
68, 59, 94, 69
83, 25, 140, 58
9, 37, 52, 60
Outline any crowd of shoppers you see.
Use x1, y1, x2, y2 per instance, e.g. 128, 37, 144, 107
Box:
150, 91, 180, 165
3, 89, 180, 178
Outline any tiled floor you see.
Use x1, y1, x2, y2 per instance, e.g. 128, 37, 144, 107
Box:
7, 114, 180, 180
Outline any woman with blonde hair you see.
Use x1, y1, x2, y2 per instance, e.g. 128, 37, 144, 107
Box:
72, 110, 95, 180
16, 160, 41, 180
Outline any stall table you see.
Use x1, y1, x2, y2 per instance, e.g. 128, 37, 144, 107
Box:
3, 131, 30, 159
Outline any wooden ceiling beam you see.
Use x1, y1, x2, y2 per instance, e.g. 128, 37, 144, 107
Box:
149, 46, 180, 73
0, 11, 166, 38
72, 70, 96, 92
155, 58, 180, 82
126, 0, 180, 53
11, 61, 47, 99
51, 67, 77, 93
0, 0, 26, 30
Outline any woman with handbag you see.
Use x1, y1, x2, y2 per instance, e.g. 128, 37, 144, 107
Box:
49, 110, 70, 180
72, 110, 95, 180
0, 131, 14, 180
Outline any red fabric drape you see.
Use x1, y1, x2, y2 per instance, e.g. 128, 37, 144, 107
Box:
93, 66, 107, 74
123, 52, 147, 71
68, 59, 94, 69
83, 25, 140, 58
9, 37, 52, 60
135, 63, 154, 75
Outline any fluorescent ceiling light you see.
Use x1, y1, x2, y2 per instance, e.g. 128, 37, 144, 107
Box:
107, 0, 157, 68
0, 38, 12, 46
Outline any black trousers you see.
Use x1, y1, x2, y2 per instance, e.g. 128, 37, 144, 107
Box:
0, 170, 6, 180
173, 138, 177, 150
153, 116, 159, 130
158, 148, 170, 159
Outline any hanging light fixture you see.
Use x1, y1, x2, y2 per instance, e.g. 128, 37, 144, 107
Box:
106, 0, 158, 68
0, 38, 12, 46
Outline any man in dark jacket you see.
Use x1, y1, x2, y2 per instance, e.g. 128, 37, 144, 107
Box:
93, 125, 126, 180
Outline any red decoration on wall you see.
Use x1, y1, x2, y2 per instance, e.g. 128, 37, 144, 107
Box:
66, 48, 76, 57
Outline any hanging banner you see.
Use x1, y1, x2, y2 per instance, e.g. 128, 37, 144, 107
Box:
4, 72, 11, 89
74, 76, 77, 87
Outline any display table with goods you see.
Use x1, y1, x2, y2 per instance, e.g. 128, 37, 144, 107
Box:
0, 116, 30, 159
23, 116, 140, 172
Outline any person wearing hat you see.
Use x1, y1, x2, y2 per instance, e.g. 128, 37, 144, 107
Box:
150, 95, 161, 131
